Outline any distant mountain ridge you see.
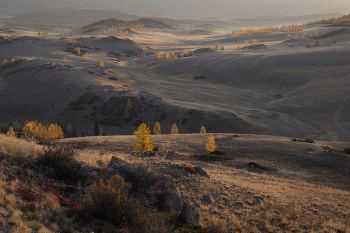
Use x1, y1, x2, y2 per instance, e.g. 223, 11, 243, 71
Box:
0, 0, 349, 19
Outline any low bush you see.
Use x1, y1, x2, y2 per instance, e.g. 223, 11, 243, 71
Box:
75, 175, 150, 232
36, 146, 82, 184
304, 137, 315, 143
117, 163, 164, 202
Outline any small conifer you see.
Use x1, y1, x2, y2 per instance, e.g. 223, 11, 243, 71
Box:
82, 55, 86, 61
214, 41, 219, 51
170, 123, 178, 134
153, 122, 161, 135
133, 123, 154, 151
200, 126, 206, 134
205, 135, 217, 153
8, 120, 13, 127
13, 120, 19, 127
77, 47, 81, 55
307, 39, 310, 47
142, 50, 146, 57
100, 60, 105, 67
7, 127, 15, 136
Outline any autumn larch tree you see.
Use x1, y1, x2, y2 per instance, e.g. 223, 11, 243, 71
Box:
287, 34, 292, 40
142, 50, 146, 57
7, 127, 15, 136
82, 55, 86, 61
294, 35, 298, 40
307, 39, 310, 47
100, 60, 105, 67
99, 128, 104, 136
200, 126, 206, 134
170, 123, 178, 134
205, 135, 217, 153
124, 99, 133, 119
77, 47, 81, 55
214, 41, 219, 51
133, 123, 154, 151
153, 122, 161, 135
13, 120, 19, 127
316, 39, 320, 46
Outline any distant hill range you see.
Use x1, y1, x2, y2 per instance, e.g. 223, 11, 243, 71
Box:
2, 6, 344, 30
0, 0, 348, 20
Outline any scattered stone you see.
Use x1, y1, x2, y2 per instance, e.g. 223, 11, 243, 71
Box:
204, 194, 214, 203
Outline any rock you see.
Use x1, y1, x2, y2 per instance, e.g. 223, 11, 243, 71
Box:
193, 166, 210, 178
204, 194, 214, 203
106, 156, 134, 180
140, 151, 159, 158
0, 152, 10, 162
96, 160, 104, 167
181, 194, 200, 225
80, 162, 97, 186
159, 181, 183, 214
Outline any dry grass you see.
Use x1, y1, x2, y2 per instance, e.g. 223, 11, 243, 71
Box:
64, 134, 350, 232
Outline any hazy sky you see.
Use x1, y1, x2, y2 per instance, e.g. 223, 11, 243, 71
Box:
1, 0, 350, 18
101, 0, 350, 18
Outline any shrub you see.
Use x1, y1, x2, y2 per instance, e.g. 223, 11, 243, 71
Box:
36, 145, 82, 184
344, 147, 350, 154
304, 137, 315, 143
117, 163, 164, 202
206, 218, 227, 233
79, 175, 149, 231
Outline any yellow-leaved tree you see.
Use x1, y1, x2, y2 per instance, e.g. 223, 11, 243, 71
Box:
205, 135, 217, 153
133, 123, 154, 151
170, 123, 178, 134
77, 47, 81, 55
100, 60, 105, 67
7, 127, 15, 136
23, 121, 64, 143
200, 126, 206, 134
214, 41, 219, 51
153, 122, 161, 135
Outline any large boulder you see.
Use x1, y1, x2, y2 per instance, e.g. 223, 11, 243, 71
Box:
106, 156, 134, 180
181, 194, 200, 225
158, 180, 183, 214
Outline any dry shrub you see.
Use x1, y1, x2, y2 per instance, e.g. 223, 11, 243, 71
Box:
184, 165, 197, 174
0, 134, 41, 166
206, 217, 227, 233
36, 146, 82, 184
117, 163, 164, 201
75, 175, 150, 232
304, 137, 315, 143
41, 193, 60, 214
344, 147, 350, 154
